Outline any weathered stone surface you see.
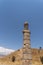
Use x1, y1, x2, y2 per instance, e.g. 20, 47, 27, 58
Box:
22, 22, 32, 65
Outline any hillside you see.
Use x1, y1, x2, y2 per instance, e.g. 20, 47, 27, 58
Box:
0, 48, 43, 65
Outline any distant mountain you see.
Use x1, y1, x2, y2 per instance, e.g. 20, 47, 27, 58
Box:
0, 54, 5, 58
0, 47, 15, 57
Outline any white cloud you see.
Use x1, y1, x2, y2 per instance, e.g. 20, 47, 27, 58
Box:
0, 47, 15, 55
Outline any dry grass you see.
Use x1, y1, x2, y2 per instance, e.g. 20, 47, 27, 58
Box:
0, 48, 43, 65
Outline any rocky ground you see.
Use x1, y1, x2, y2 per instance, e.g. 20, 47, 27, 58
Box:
0, 48, 43, 65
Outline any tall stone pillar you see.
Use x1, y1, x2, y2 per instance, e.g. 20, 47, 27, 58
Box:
22, 22, 32, 65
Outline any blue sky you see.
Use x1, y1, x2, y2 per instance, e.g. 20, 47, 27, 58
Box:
0, 0, 43, 50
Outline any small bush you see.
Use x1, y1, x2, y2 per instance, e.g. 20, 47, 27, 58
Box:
40, 56, 43, 64
12, 56, 15, 62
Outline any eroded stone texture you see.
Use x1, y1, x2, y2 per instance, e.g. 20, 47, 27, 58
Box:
22, 22, 32, 65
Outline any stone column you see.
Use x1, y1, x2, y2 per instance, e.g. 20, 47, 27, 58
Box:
22, 22, 32, 65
